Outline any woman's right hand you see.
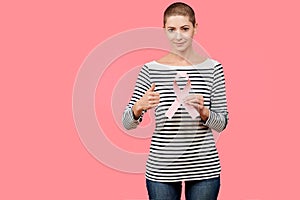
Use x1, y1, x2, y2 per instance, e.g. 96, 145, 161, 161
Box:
132, 83, 160, 119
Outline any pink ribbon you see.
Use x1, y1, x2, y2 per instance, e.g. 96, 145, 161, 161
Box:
165, 72, 200, 119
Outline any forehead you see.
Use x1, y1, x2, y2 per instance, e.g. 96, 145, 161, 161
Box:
165, 15, 192, 26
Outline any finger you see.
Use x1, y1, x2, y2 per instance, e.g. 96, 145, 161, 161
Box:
149, 96, 160, 102
149, 98, 160, 104
183, 95, 195, 101
184, 94, 202, 100
149, 93, 160, 98
185, 95, 203, 102
148, 92, 160, 96
149, 102, 159, 108
149, 99, 160, 104
185, 101, 197, 106
186, 98, 199, 103
185, 101, 204, 108
198, 104, 204, 110
194, 94, 203, 99
148, 95, 160, 101
184, 99, 198, 105
148, 83, 155, 92
148, 96, 159, 102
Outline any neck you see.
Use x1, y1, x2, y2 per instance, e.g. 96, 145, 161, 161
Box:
169, 47, 197, 64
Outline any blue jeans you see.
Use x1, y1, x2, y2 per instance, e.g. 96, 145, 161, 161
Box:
146, 177, 220, 200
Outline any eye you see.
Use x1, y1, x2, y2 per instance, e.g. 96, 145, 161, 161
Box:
182, 27, 189, 31
168, 28, 175, 32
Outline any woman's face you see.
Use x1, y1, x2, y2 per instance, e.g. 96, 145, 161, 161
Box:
164, 15, 197, 52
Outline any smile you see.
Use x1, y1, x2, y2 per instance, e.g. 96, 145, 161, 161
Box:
174, 42, 186, 45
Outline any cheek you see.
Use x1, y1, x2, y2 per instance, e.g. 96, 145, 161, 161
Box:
182, 31, 194, 39
165, 32, 176, 40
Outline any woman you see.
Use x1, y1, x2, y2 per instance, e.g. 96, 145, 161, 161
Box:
122, 2, 228, 200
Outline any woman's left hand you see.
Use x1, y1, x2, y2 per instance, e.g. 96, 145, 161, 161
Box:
184, 94, 209, 122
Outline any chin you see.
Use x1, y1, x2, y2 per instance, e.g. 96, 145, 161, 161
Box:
171, 42, 192, 52
173, 46, 189, 52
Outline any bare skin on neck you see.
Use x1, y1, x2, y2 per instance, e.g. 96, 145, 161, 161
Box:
156, 51, 207, 66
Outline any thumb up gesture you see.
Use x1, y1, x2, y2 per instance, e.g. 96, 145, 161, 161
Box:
132, 83, 160, 118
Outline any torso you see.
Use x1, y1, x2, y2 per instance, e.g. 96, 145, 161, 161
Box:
144, 58, 221, 182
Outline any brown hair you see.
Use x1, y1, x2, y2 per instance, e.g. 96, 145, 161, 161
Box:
163, 2, 196, 27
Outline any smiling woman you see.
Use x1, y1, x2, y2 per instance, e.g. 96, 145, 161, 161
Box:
164, 15, 197, 54
163, 2, 198, 57
122, 2, 229, 200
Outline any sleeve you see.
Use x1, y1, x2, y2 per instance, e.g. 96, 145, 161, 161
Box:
203, 62, 229, 133
122, 65, 151, 130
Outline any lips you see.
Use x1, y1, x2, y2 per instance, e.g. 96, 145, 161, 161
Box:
174, 42, 186, 45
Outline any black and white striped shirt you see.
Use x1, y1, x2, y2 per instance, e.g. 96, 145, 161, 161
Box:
122, 58, 228, 182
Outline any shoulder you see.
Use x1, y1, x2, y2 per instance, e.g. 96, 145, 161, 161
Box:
139, 61, 162, 74
142, 60, 169, 70
206, 58, 224, 72
207, 58, 221, 66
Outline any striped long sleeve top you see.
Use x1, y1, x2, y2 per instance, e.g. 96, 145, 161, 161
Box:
122, 58, 228, 182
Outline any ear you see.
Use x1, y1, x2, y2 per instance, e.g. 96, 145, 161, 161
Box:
194, 23, 198, 34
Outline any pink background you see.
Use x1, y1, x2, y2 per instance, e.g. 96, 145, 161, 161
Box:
1, 0, 299, 199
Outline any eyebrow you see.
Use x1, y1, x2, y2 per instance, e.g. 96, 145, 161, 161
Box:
167, 25, 190, 28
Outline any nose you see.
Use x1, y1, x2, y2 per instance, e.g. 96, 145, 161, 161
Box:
175, 31, 183, 40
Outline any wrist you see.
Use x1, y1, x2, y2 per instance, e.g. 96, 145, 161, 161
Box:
134, 100, 144, 112
132, 101, 143, 119
200, 107, 209, 122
